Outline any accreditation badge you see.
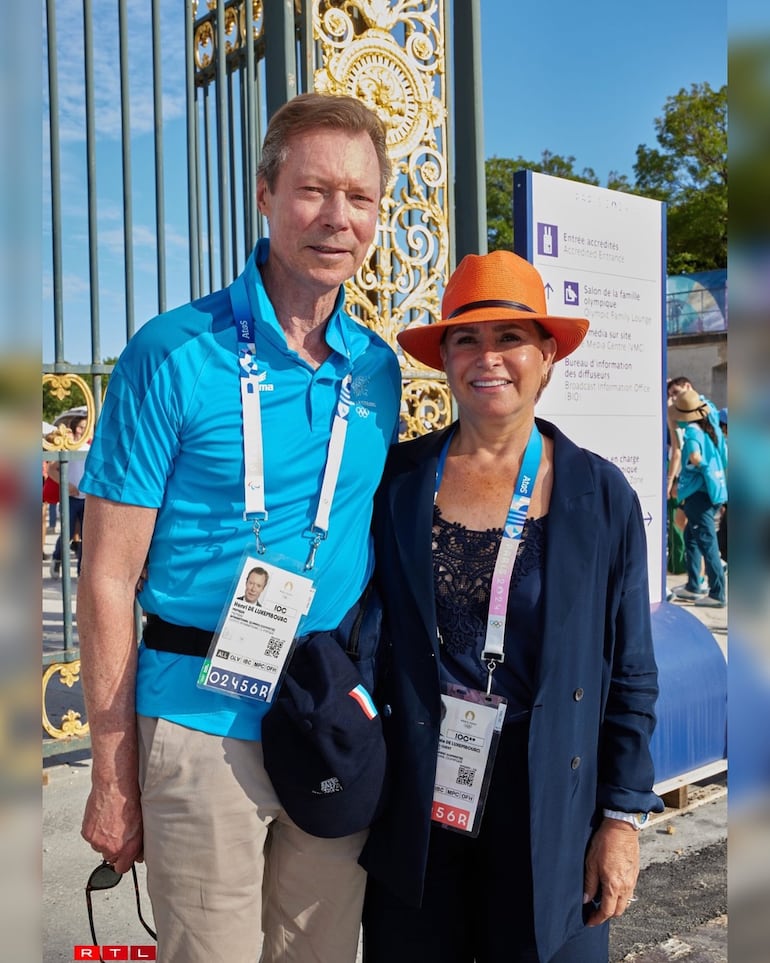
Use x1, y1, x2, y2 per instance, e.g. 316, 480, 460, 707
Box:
197, 555, 314, 705
431, 683, 507, 837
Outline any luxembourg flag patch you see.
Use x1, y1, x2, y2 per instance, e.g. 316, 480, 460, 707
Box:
348, 684, 378, 720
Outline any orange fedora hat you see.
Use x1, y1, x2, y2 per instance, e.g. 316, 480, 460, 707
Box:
398, 250, 590, 371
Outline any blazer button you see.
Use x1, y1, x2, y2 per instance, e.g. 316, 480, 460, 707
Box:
573, 688, 584, 701
571, 756, 581, 770
382, 704, 392, 718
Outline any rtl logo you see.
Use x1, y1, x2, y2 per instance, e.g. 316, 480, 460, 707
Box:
74, 948, 156, 960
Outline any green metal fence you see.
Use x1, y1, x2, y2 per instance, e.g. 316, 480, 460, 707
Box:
42, 0, 295, 758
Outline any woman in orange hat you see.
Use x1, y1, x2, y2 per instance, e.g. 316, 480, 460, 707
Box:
360, 251, 663, 963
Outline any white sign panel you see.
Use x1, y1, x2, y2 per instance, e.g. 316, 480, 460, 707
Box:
514, 171, 666, 602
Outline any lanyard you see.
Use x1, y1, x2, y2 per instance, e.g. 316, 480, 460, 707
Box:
435, 424, 542, 692
229, 274, 351, 570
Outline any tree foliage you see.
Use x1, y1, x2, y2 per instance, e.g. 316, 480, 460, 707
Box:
633, 82, 726, 272
486, 152, 601, 252
727, 41, 770, 242
485, 82, 727, 274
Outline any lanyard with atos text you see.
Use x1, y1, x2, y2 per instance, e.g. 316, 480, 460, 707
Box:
229, 274, 351, 571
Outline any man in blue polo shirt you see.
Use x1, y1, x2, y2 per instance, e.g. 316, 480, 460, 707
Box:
77, 93, 401, 963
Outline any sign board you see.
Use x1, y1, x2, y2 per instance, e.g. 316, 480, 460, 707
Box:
514, 170, 666, 602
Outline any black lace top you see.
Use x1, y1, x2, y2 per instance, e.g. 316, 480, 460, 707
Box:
433, 504, 547, 716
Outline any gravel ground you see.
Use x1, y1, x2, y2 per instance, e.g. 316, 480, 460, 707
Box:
610, 841, 727, 962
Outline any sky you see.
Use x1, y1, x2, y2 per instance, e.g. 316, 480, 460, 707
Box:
42, 0, 733, 365
480, 0, 726, 183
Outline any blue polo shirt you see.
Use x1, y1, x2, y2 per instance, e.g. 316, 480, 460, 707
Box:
80, 240, 401, 739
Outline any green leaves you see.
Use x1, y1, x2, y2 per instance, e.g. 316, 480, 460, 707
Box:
486, 152, 599, 253
633, 83, 726, 272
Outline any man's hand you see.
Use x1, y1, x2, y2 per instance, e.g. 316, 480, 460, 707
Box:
82, 777, 144, 875
583, 818, 640, 926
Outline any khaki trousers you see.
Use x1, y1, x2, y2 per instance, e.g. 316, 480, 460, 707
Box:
137, 716, 367, 963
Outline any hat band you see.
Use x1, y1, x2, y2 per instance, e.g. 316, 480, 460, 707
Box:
447, 298, 536, 320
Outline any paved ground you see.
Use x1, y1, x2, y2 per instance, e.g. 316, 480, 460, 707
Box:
42, 760, 727, 962
42, 532, 728, 961
610, 783, 727, 962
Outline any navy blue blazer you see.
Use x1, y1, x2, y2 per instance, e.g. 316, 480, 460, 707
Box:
360, 418, 663, 962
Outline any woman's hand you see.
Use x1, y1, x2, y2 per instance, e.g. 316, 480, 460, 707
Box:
583, 818, 640, 926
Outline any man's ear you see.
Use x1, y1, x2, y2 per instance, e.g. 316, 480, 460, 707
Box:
257, 177, 270, 217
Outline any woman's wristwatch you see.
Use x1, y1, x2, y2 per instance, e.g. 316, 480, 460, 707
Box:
602, 808, 649, 829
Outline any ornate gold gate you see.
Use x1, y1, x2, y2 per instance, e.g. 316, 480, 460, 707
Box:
312, 1, 453, 435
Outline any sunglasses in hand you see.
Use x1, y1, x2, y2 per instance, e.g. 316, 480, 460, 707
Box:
85, 860, 157, 961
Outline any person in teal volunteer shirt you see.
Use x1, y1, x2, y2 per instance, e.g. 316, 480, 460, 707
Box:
77, 93, 401, 963
669, 387, 727, 607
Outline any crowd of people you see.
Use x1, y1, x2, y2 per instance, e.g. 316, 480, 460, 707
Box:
44, 91, 716, 962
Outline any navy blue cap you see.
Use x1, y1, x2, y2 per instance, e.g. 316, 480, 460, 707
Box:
262, 632, 388, 838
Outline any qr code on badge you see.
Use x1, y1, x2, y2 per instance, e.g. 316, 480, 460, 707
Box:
265, 637, 284, 660
456, 765, 476, 787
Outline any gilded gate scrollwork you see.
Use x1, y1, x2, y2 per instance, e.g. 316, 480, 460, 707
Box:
313, 0, 453, 437
42, 662, 88, 741
189, 0, 454, 436
42, 374, 96, 750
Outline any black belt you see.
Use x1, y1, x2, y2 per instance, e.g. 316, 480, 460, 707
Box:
143, 613, 214, 658
143, 585, 376, 660
143, 613, 313, 658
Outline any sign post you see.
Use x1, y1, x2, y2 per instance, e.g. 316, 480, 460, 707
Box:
514, 170, 667, 602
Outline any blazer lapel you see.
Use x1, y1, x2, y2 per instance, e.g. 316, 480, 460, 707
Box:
387, 430, 450, 650
537, 421, 600, 685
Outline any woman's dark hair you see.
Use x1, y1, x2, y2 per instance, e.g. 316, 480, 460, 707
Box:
697, 416, 720, 448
